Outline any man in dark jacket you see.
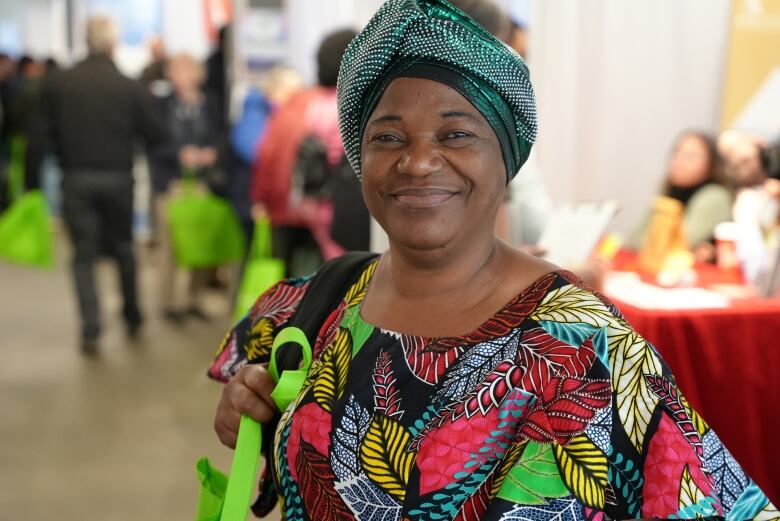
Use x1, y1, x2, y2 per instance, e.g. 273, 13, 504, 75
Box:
43, 16, 162, 354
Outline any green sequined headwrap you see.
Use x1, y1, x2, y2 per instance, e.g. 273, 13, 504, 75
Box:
337, 0, 537, 182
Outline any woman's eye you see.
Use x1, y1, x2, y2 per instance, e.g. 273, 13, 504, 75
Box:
371, 134, 401, 143
445, 131, 471, 140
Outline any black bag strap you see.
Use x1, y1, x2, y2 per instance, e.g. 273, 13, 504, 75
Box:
254, 251, 380, 516
272, 251, 380, 375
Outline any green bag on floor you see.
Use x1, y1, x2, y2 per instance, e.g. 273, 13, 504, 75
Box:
0, 136, 54, 269
195, 328, 312, 521
0, 190, 54, 268
232, 218, 285, 321
167, 179, 245, 269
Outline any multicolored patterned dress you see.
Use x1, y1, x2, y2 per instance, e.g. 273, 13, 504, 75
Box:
209, 260, 777, 520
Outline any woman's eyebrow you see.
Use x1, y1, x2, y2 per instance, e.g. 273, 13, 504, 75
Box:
368, 114, 402, 125
367, 111, 480, 126
440, 111, 479, 120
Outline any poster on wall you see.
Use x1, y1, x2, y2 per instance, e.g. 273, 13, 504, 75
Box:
721, 0, 780, 138
234, 0, 286, 78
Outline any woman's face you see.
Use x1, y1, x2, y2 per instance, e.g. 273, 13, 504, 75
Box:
360, 77, 507, 252
668, 134, 711, 188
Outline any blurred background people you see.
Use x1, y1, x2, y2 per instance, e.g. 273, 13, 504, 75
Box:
228, 64, 303, 247
37, 58, 64, 216
251, 28, 362, 277
718, 129, 780, 281
718, 129, 775, 189
0, 54, 15, 142
0, 54, 12, 211
139, 35, 166, 89
502, 15, 552, 249
449, 0, 511, 41
230, 65, 303, 168
206, 25, 229, 126
509, 19, 528, 59
630, 131, 734, 262
1, 0, 780, 516
42, 16, 162, 354
148, 53, 222, 324
7, 57, 55, 198
0, 56, 43, 207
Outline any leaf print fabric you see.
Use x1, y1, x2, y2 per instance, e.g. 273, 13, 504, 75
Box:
553, 434, 609, 509
332, 396, 371, 482
297, 440, 354, 520
360, 414, 414, 500
209, 265, 777, 520
335, 475, 402, 520
499, 441, 569, 504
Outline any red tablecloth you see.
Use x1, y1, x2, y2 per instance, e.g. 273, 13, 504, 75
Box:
607, 252, 780, 504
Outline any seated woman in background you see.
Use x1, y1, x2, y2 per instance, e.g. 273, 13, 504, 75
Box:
630, 131, 734, 262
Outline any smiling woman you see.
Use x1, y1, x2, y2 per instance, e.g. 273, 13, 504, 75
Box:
209, 1, 777, 519
360, 76, 506, 255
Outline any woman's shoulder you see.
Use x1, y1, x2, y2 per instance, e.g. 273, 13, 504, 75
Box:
209, 258, 380, 382
690, 182, 734, 204
244, 275, 314, 325
685, 184, 734, 231
502, 246, 617, 309
521, 268, 624, 326
464, 254, 626, 352
208, 275, 314, 382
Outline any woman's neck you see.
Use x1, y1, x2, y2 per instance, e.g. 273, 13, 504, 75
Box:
177, 88, 202, 105
379, 234, 506, 302
666, 180, 709, 206
361, 235, 554, 338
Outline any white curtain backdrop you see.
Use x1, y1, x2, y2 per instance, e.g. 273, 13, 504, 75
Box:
285, 0, 386, 85
528, 0, 731, 234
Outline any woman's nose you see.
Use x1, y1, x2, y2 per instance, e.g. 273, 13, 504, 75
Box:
396, 139, 443, 176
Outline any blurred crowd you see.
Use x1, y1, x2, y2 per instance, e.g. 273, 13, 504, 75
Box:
0, 16, 376, 355
0, 0, 779, 357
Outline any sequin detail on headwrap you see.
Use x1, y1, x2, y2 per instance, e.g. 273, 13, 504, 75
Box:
362, 59, 519, 181
337, 0, 537, 181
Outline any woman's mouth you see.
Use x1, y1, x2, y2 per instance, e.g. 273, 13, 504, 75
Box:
390, 188, 459, 208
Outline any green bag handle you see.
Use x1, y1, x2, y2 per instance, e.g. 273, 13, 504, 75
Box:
178, 167, 200, 194
8, 134, 26, 202
268, 327, 313, 411
219, 327, 312, 521
248, 217, 273, 262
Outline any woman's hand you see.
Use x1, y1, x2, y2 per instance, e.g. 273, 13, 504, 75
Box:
198, 146, 218, 167
251, 203, 268, 221
178, 145, 201, 168
214, 364, 278, 449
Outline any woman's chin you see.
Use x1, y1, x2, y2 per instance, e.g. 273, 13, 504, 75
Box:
388, 229, 457, 253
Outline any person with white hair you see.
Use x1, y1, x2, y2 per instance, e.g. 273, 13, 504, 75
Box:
85, 16, 119, 55
42, 16, 162, 355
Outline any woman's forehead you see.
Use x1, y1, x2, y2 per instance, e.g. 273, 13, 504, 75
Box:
369, 77, 477, 119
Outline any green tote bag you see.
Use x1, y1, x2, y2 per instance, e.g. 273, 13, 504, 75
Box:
232, 217, 285, 321
0, 190, 54, 268
195, 328, 312, 521
167, 178, 246, 269
0, 136, 54, 269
